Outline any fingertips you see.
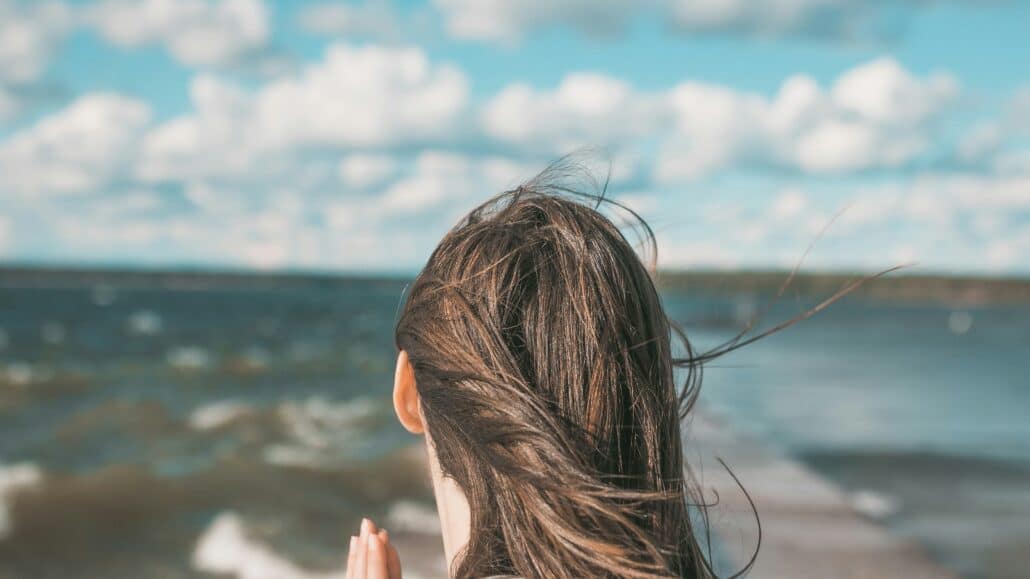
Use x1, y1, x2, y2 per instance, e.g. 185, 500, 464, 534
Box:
345, 536, 358, 579
356, 530, 369, 578
361, 517, 379, 537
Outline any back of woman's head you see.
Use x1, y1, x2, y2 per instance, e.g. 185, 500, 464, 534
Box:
394, 164, 712, 578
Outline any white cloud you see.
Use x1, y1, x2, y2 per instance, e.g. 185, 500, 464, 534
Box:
1006, 85, 1030, 131
379, 152, 471, 213
22, 150, 542, 270
483, 73, 666, 151
0, 0, 70, 124
651, 171, 1030, 273
0, 0, 273, 79
793, 118, 922, 173
139, 44, 469, 185
432, 0, 637, 43
251, 44, 468, 148
770, 188, 808, 220
834, 174, 1030, 232
0, 17, 1021, 276
433, 0, 979, 44
665, 58, 956, 179
298, 1, 403, 40
0, 86, 21, 123
655, 238, 742, 269
0, 0, 71, 84
85, 0, 270, 67
338, 154, 397, 189
831, 57, 957, 126
0, 93, 151, 196
136, 75, 264, 183
375, 151, 538, 215
956, 84, 1030, 169
667, 0, 874, 38
481, 58, 956, 180
995, 149, 1030, 176
957, 121, 1004, 164
0, 215, 10, 256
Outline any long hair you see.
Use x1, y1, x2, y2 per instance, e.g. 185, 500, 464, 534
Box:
394, 157, 898, 578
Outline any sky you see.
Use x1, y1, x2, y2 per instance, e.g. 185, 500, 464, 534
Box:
0, 0, 1028, 275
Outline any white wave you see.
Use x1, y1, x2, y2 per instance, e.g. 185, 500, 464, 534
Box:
4, 362, 33, 386
385, 500, 440, 536
0, 462, 43, 540
127, 310, 163, 336
193, 512, 344, 579
167, 346, 212, 371
261, 444, 327, 469
193, 512, 431, 579
278, 396, 378, 449
189, 400, 252, 431
849, 489, 899, 519
257, 397, 384, 470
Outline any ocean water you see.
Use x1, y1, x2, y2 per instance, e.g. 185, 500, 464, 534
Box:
0, 276, 1027, 578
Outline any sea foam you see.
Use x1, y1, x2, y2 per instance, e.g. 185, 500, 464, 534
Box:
127, 310, 163, 336
193, 512, 430, 579
385, 500, 441, 535
261, 397, 381, 469
189, 399, 252, 431
167, 346, 212, 370
278, 396, 378, 449
193, 512, 344, 579
0, 462, 43, 539
849, 489, 900, 519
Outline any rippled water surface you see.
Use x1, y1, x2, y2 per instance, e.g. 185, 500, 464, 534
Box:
1, 277, 1027, 578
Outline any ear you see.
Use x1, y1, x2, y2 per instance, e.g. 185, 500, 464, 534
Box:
393, 349, 424, 434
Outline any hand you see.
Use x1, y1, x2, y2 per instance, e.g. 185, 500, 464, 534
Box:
346, 517, 402, 579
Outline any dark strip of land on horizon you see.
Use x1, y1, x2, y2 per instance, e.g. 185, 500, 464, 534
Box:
1, 265, 1029, 305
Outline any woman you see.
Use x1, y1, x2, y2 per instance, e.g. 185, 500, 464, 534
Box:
344, 160, 880, 578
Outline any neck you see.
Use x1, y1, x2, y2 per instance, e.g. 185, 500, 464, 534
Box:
425, 432, 471, 575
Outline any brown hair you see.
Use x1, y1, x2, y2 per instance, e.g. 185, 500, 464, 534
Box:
394, 158, 896, 578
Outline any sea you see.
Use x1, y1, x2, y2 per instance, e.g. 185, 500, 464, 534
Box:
0, 273, 1027, 578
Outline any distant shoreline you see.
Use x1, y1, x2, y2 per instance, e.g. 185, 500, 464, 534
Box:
656, 270, 1030, 305
1, 265, 1029, 305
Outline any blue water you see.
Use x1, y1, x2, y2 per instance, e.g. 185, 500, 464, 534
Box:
672, 292, 1030, 578
0, 277, 1027, 578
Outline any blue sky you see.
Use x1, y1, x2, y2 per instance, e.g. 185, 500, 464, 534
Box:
0, 0, 1028, 275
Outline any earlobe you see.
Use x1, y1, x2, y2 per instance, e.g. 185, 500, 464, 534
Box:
393, 349, 424, 434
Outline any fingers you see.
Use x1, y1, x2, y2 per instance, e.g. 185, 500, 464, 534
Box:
348, 518, 402, 579
374, 529, 402, 579
367, 532, 388, 579
355, 518, 371, 579
383, 531, 403, 579
346, 535, 358, 579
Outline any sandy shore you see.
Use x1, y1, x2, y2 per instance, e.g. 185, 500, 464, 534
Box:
393, 411, 957, 579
